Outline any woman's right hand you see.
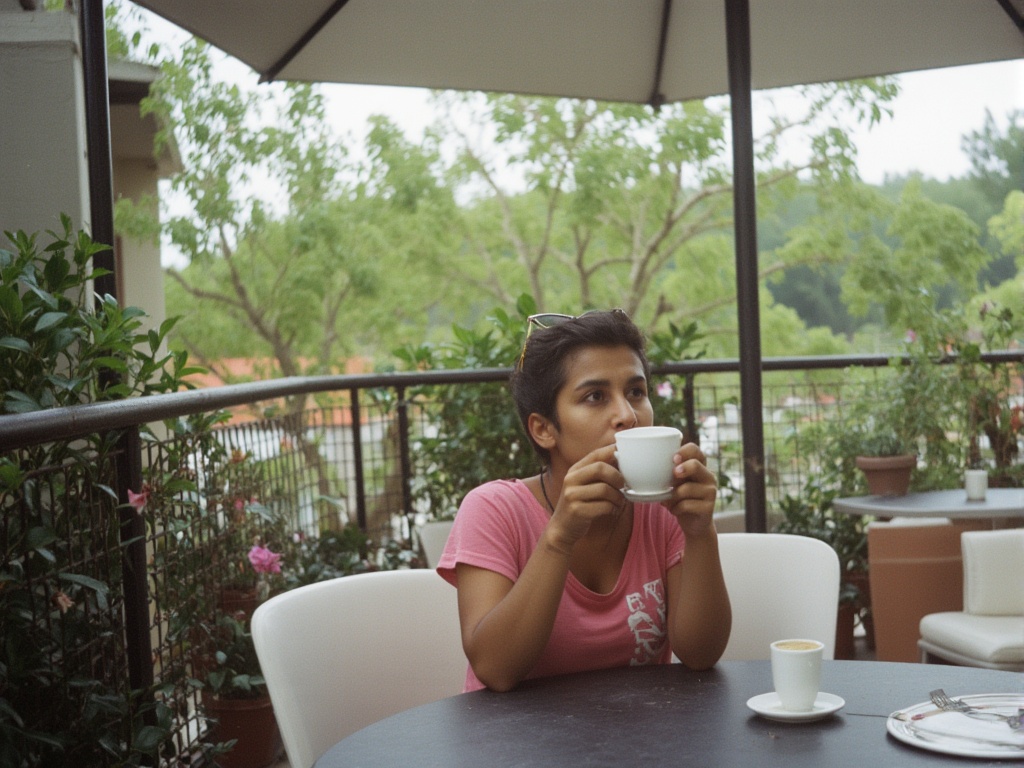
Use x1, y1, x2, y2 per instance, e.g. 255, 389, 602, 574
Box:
544, 444, 627, 554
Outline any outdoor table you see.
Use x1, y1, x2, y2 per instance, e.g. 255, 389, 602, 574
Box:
833, 488, 1024, 522
312, 661, 1024, 767
833, 490, 1022, 662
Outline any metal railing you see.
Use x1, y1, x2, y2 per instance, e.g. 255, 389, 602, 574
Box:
2, 351, 1021, 763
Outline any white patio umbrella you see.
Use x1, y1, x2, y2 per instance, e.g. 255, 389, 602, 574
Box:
84, 0, 1023, 530
128, 0, 1022, 104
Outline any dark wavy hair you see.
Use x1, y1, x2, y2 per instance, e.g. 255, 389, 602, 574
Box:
509, 310, 650, 465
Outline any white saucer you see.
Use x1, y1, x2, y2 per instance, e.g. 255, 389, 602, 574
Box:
746, 692, 845, 723
621, 487, 673, 503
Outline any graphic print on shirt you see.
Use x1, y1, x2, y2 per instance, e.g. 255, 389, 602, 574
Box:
626, 578, 666, 665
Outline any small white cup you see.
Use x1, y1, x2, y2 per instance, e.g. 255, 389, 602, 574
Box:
614, 426, 682, 493
964, 469, 987, 501
770, 638, 823, 712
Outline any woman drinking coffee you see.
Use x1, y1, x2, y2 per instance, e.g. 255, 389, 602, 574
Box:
436, 309, 732, 691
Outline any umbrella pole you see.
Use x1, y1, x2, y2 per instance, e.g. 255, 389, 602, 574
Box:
724, 0, 767, 533
79, 0, 117, 304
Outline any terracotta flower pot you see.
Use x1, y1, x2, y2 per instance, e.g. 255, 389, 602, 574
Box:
855, 454, 915, 496
203, 693, 282, 768
217, 588, 259, 623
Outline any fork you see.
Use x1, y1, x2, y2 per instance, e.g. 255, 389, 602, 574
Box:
930, 689, 1024, 729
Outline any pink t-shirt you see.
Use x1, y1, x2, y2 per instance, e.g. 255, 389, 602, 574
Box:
437, 479, 686, 691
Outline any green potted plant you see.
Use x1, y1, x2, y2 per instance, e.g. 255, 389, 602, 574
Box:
950, 302, 1024, 487
198, 541, 286, 768
850, 424, 917, 497
200, 613, 282, 768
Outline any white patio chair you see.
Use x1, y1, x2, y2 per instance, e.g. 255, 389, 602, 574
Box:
717, 533, 841, 660
251, 568, 466, 768
918, 528, 1024, 671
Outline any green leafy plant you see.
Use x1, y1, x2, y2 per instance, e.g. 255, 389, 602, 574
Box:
646, 319, 707, 433
395, 295, 538, 521
0, 220, 203, 766
952, 302, 1024, 484
1, 216, 197, 417
204, 615, 267, 700
283, 524, 374, 587
775, 479, 868, 591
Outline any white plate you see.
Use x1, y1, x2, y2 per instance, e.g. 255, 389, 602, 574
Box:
887, 694, 1024, 759
746, 692, 845, 722
621, 487, 673, 503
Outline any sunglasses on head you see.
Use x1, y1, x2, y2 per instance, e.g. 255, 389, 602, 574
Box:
516, 308, 628, 369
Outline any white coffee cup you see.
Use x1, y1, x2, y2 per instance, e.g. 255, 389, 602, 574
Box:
770, 638, 823, 712
964, 469, 987, 501
614, 426, 682, 493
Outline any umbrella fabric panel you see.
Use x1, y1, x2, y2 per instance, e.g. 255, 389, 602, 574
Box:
132, 0, 1023, 104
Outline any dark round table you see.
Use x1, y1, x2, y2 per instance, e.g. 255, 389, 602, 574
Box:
314, 661, 1024, 767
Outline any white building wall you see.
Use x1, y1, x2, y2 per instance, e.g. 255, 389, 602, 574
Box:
0, 8, 91, 238
114, 158, 167, 333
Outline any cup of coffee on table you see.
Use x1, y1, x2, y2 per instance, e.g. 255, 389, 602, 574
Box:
771, 639, 823, 712
614, 426, 682, 495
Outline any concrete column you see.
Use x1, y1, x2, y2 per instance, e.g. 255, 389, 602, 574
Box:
0, 6, 90, 239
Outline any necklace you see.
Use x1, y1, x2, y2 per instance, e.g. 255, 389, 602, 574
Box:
539, 469, 555, 512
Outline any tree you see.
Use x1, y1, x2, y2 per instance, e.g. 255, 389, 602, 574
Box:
838, 179, 992, 335
117, 38, 455, 381
963, 109, 1024, 210
428, 82, 901, 356
988, 190, 1024, 269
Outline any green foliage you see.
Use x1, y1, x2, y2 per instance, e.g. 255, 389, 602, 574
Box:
0, 222, 204, 766
0, 217, 200, 417
815, 354, 961, 492
646, 319, 707, 432
395, 296, 538, 519
963, 109, 1024, 210
284, 524, 374, 586
942, 301, 1024, 479
840, 180, 992, 333
118, 37, 455, 373
445, 81, 899, 342
204, 616, 266, 700
988, 190, 1024, 269
775, 479, 868, 604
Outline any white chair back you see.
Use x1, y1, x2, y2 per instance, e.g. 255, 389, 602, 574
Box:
251, 569, 466, 768
962, 529, 1024, 616
717, 533, 840, 660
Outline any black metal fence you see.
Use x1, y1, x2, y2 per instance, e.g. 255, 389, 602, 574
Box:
2, 353, 1021, 763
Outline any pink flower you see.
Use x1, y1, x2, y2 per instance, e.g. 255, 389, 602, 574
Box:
127, 484, 151, 514
657, 381, 673, 398
248, 545, 282, 575
52, 590, 75, 614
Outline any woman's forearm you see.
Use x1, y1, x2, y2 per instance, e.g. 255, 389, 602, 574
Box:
460, 528, 574, 691
669, 531, 732, 669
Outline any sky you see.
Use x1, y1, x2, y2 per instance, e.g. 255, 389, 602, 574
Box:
246, 60, 1022, 188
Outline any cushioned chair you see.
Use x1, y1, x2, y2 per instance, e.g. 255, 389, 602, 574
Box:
251, 569, 466, 768
717, 533, 841, 660
918, 528, 1024, 671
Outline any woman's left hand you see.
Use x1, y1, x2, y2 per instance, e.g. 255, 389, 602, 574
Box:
666, 442, 717, 537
